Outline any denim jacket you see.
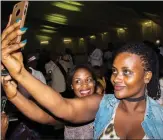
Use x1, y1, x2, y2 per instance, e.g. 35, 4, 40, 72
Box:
94, 94, 163, 139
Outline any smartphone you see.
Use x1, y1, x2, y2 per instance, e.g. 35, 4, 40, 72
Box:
1, 1, 28, 76
10, 1, 29, 44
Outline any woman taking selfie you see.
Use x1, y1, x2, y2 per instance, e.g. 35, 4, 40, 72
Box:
1, 17, 163, 139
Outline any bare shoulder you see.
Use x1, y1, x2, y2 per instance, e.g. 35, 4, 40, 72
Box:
64, 94, 103, 123
66, 94, 103, 104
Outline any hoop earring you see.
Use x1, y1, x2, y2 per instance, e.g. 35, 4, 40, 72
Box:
71, 85, 73, 89
145, 84, 148, 95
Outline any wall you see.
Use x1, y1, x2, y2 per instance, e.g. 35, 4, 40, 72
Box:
2, 19, 163, 64
31, 21, 163, 55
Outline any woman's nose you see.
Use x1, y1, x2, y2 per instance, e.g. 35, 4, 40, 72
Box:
113, 73, 123, 83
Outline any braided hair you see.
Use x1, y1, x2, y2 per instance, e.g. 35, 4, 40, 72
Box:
112, 42, 161, 100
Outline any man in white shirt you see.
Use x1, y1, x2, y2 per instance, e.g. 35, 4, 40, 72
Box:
159, 45, 163, 56
18, 53, 46, 98
45, 60, 66, 93
45, 54, 73, 93
88, 47, 103, 67
157, 78, 163, 105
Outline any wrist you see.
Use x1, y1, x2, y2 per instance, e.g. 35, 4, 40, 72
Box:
16, 67, 28, 82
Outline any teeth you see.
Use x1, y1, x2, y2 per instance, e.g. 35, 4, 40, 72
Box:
80, 90, 90, 94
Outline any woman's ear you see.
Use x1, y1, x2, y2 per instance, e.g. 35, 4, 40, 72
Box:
71, 85, 73, 89
144, 71, 152, 84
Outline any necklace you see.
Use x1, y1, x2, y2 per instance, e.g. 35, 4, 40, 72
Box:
125, 94, 146, 102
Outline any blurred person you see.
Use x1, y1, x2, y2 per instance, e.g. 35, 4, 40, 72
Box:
104, 42, 114, 70
26, 53, 46, 84
88, 44, 103, 67
96, 81, 105, 95
92, 65, 106, 94
159, 44, 163, 56
45, 53, 67, 93
156, 60, 163, 105
18, 53, 46, 98
65, 48, 75, 65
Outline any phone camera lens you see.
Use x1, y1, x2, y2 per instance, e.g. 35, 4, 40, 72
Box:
16, 9, 20, 16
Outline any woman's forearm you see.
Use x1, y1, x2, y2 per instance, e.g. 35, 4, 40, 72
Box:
9, 90, 57, 124
16, 68, 71, 120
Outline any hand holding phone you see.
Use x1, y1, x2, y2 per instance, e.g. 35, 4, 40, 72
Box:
1, 1, 28, 76
10, 1, 28, 44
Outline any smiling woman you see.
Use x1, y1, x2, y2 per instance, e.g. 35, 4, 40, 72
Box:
95, 43, 163, 139
67, 65, 97, 98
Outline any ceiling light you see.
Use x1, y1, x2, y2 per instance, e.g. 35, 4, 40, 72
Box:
63, 38, 72, 43
36, 35, 52, 41
41, 25, 56, 30
52, 2, 82, 12
64, 1, 83, 6
90, 35, 96, 39
40, 41, 49, 45
143, 21, 152, 26
117, 28, 125, 33
156, 40, 160, 45
40, 29, 56, 34
80, 38, 84, 41
44, 14, 67, 25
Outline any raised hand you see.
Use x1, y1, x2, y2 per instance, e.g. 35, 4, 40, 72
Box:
1, 18, 27, 79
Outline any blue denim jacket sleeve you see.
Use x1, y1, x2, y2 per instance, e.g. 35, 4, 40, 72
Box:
94, 94, 163, 139
142, 96, 163, 139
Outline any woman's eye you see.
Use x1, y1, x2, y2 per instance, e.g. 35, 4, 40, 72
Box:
75, 80, 81, 84
112, 69, 117, 74
123, 70, 132, 75
87, 78, 93, 83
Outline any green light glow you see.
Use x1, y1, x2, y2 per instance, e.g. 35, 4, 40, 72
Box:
41, 25, 56, 30
40, 29, 56, 34
36, 35, 52, 41
40, 41, 49, 45
64, 1, 83, 6
51, 2, 81, 12
79, 38, 85, 46
117, 28, 125, 33
80, 38, 84, 41
63, 38, 72, 43
90, 35, 96, 39
44, 14, 67, 25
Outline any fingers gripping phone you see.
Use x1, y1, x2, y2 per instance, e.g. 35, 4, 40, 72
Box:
1, 1, 28, 76
10, 1, 29, 44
